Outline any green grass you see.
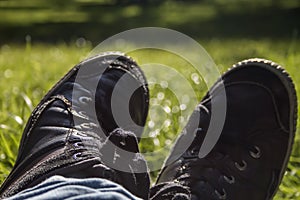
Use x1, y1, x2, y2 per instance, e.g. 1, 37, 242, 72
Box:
0, 38, 300, 199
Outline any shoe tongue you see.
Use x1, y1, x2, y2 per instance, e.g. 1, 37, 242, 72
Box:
95, 68, 147, 138
100, 128, 150, 199
106, 128, 139, 153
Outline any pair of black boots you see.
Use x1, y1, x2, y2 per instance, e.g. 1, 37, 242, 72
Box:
0, 53, 297, 200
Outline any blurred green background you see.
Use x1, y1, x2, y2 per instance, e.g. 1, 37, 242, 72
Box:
0, 0, 299, 44
0, 0, 300, 199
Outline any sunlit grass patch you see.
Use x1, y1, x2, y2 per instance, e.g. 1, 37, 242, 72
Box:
0, 39, 299, 198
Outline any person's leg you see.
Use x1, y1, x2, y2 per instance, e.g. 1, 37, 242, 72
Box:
151, 59, 297, 200
0, 52, 150, 199
7, 176, 141, 200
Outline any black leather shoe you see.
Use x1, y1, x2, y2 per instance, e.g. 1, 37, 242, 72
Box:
0, 52, 150, 199
153, 59, 297, 200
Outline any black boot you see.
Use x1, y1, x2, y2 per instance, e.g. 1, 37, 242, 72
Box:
0, 52, 150, 199
152, 59, 297, 200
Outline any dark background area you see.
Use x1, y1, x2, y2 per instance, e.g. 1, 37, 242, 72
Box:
0, 0, 299, 45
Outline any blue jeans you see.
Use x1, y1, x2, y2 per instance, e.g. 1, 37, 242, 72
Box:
6, 175, 141, 200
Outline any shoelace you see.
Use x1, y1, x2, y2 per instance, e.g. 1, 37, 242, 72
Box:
150, 181, 191, 200
61, 92, 150, 198
174, 109, 264, 200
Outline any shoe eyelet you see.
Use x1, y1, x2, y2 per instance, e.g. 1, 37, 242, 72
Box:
79, 96, 92, 105
249, 146, 261, 159
215, 188, 227, 199
173, 179, 180, 184
235, 160, 247, 171
78, 111, 88, 119
191, 149, 196, 155
194, 127, 203, 136
179, 164, 188, 173
73, 152, 82, 160
223, 175, 235, 184
78, 123, 92, 130
184, 148, 198, 158
74, 131, 89, 138
74, 142, 84, 148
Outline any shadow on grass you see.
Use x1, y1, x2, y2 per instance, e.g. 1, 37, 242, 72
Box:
0, 1, 299, 44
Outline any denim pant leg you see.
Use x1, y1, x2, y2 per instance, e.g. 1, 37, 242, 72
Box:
6, 175, 142, 200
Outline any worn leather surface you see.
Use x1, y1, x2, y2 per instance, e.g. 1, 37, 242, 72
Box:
0, 53, 150, 199
155, 59, 297, 200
